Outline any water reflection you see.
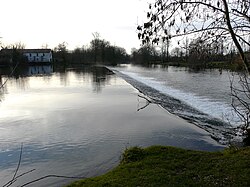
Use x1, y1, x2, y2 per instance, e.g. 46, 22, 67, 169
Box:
28, 65, 53, 76
0, 75, 6, 101
91, 66, 114, 93
0, 65, 114, 94
0, 65, 224, 186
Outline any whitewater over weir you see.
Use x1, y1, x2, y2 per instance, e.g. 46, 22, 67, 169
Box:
110, 65, 243, 144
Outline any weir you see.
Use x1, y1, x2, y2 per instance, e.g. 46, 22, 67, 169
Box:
110, 65, 243, 145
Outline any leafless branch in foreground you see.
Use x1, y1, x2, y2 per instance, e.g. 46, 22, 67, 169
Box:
19, 175, 85, 187
2, 144, 86, 187
230, 72, 250, 140
137, 94, 152, 112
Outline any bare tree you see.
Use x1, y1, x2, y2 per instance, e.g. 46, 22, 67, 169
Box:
160, 36, 171, 63
230, 72, 250, 143
171, 47, 181, 57
91, 32, 101, 63
54, 42, 68, 53
137, 0, 250, 71
3, 42, 26, 50
54, 42, 68, 64
41, 43, 49, 49
137, 0, 250, 142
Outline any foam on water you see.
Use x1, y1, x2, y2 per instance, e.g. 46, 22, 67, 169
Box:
110, 67, 244, 144
120, 71, 241, 126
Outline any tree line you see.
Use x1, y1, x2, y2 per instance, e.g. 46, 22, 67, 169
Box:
137, 0, 250, 71
131, 36, 250, 70
53, 33, 129, 66
136, 0, 250, 144
0, 33, 129, 67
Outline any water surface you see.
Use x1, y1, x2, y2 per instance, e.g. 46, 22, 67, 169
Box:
0, 65, 224, 186
112, 64, 243, 144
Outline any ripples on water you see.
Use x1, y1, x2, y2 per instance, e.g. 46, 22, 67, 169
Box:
112, 64, 243, 144
0, 65, 225, 186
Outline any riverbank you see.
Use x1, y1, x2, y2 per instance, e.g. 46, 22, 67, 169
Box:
0, 66, 226, 186
68, 145, 250, 186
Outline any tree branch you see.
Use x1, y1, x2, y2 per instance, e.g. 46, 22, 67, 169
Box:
182, 1, 226, 13
232, 9, 250, 23
137, 94, 152, 112
222, 0, 249, 73
169, 26, 228, 38
19, 175, 86, 187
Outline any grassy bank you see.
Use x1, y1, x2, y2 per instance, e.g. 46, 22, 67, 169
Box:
68, 146, 250, 186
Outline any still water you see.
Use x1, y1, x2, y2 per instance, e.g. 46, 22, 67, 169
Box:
0, 65, 224, 186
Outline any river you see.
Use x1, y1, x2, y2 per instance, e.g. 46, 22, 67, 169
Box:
0, 65, 228, 186
111, 64, 243, 144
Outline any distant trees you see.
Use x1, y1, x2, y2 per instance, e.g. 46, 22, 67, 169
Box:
131, 44, 160, 64
53, 42, 68, 65
0, 37, 129, 66
188, 38, 210, 67
90, 32, 103, 63
137, 0, 250, 71
53, 35, 129, 66
2, 42, 26, 50
88, 33, 129, 65
159, 37, 171, 63
0, 42, 27, 64
131, 38, 230, 67
136, 0, 250, 142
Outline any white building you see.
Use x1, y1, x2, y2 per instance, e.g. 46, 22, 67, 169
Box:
22, 49, 53, 63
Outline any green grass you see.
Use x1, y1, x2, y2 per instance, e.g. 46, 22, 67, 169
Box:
67, 146, 250, 187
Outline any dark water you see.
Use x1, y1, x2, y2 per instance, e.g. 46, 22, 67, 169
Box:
0, 65, 224, 186
111, 64, 244, 144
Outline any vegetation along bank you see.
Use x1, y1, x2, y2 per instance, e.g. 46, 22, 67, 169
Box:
68, 146, 250, 186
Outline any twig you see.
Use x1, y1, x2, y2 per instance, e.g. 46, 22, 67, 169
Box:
2, 144, 86, 187
19, 175, 86, 187
14, 169, 36, 181
137, 94, 152, 112
13, 143, 23, 180
138, 94, 152, 104
2, 169, 36, 187
230, 72, 250, 132
3, 144, 25, 187
0, 62, 19, 89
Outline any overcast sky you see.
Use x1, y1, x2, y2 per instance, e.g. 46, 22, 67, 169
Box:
0, 0, 150, 53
